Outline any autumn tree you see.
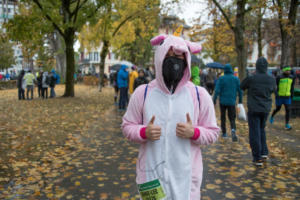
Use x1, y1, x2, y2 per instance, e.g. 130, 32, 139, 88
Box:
25, 0, 108, 97
210, 0, 254, 80
5, 2, 51, 71
272, 0, 299, 67
79, 0, 160, 91
190, 7, 236, 65
0, 32, 15, 71
113, 14, 159, 66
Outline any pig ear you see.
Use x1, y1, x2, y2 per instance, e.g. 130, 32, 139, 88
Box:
185, 40, 202, 54
150, 34, 167, 46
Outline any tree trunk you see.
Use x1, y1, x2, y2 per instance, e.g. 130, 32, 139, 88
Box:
280, 31, 290, 67
257, 8, 263, 58
99, 40, 109, 92
235, 0, 247, 81
213, 16, 219, 62
5, 0, 8, 23
48, 31, 66, 81
63, 28, 75, 97
277, 0, 299, 67
291, 36, 297, 67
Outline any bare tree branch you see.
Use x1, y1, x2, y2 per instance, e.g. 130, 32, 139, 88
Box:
32, 0, 65, 38
112, 15, 135, 37
72, 0, 83, 23
211, 0, 235, 31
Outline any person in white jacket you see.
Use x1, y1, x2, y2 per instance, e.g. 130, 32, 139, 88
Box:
42, 72, 49, 99
122, 34, 220, 200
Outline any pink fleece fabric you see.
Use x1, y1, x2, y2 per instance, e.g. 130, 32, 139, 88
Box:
122, 34, 220, 199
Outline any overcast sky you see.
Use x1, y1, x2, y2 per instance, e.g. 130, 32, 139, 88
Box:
162, 0, 210, 26
75, 1, 210, 51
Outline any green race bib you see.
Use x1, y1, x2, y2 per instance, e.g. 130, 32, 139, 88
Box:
138, 179, 166, 200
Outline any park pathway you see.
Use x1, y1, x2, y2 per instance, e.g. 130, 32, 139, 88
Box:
1, 103, 299, 200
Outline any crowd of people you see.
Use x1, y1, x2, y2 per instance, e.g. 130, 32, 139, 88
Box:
210, 58, 296, 166
120, 31, 297, 198
110, 66, 153, 111
16, 69, 59, 100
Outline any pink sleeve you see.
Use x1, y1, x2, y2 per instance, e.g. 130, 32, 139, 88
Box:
122, 85, 148, 143
193, 87, 220, 145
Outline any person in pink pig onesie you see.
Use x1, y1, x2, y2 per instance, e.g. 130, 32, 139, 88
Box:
122, 34, 220, 200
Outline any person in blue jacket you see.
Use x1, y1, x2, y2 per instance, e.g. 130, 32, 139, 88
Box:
213, 64, 243, 141
117, 64, 129, 110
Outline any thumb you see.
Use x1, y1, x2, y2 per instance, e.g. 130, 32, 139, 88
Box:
186, 113, 192, 124
149, 116, 155, 125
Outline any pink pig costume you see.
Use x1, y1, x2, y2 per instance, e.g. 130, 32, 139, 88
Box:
122, 34, 220, 199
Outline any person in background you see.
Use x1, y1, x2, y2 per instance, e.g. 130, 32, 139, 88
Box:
17, 70, 26, 100
5, 72, 10, 81
42, 72, 49, 99
270, 66, 295, 130
23, 70, 35, 100
117, 65, 129, 110
37, 70, 43, 98
241, 57, 276, 166
133, 69, 148, 90
191, 66, 200, 86
213, 64, 242, 141
200, 69, 206, 87
206, 69, 216, 95
145, 67, 154, 82
129, 66, 138, 95
111, 70, 119, 105
49, 69, 57, 98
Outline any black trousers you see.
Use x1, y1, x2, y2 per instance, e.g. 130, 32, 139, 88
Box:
248, 112, 269, 161
38, 85, 43, 97
206, 82, 214, 95
18, 88, 25, 100
42, 88, 48, 99
271, 104, 290, 124
220, 104, 236, 134
119, 87, 128, 109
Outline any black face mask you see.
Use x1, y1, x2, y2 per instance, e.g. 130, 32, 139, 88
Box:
162, 56, 186, 93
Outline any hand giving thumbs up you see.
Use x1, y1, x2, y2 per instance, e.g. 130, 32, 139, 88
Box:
176, 113, 194, 139
146, 116, 162, 141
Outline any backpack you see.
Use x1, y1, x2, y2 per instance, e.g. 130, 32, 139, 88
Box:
45, 76, 50, 85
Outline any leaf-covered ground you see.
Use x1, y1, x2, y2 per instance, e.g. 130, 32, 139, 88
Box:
0, 85, 299, 200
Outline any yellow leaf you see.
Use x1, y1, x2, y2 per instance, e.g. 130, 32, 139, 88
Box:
206, 184, 218, 189
215, 179, 222, 184
276, 182, 286, 189
122, 192, 130, 198
75, 181, 81, 186
100, 193, 108, 199
243, 187, 252, 194
225, 192, 235, 199
34, 191, 41, 196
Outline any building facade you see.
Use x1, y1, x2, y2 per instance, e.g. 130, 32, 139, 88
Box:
79, 47, 120, 75
0, 0, 23, 75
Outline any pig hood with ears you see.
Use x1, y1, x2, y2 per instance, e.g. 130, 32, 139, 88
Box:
150, 34, 202, 94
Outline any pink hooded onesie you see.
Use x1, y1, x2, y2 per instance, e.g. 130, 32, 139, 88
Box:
122, 34, 220, 200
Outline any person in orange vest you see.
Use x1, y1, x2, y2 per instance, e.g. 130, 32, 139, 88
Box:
129, 66, 138, 95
